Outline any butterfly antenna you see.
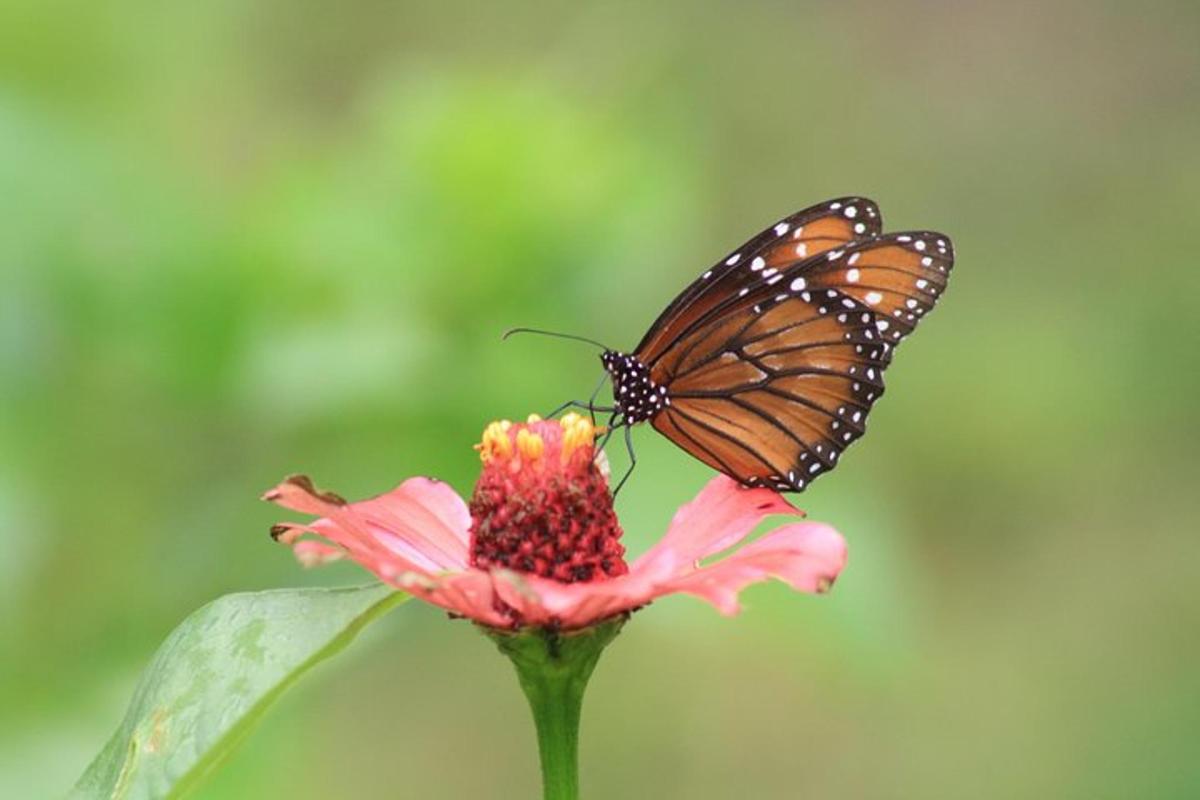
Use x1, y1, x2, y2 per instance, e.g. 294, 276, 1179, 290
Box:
502, 327, 610, 351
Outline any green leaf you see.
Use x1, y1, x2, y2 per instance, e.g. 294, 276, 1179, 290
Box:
71, 584, 407, 800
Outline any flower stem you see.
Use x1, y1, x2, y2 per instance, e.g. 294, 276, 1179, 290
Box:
484, 617, 625, 800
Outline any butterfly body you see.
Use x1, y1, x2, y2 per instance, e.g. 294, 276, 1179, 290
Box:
593, 197, 952, 493
600, 350, 667, 424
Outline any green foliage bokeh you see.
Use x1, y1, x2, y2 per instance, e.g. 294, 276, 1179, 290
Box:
2, 1, 1198, 797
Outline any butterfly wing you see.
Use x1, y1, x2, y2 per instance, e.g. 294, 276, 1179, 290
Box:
796, 232, 954, 342
651, 289, 890, 491
647, 230, 954, 383
633, 198, 882, 367
646, 231, 954, 491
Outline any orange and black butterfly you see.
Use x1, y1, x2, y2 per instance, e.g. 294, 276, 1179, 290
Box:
517, 197, 953, 493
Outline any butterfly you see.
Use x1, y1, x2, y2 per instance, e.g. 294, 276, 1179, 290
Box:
519, 197, 953, 493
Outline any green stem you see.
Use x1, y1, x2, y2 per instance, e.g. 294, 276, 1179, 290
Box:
484, 618, 625, 800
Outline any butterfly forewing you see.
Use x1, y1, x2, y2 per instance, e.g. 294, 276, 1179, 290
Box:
652, 289, 891, 491
634, 197, 882, 366
654, 229, 955, 377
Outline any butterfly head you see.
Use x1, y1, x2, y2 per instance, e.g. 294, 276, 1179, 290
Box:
600, 350, 668, 424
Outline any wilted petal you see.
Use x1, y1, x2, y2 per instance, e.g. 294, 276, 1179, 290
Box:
263, 475, 470, 571
264, 475, 512, 624
292, 539, 345, 567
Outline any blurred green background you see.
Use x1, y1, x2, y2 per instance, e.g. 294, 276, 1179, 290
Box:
3, 1, 1199, 797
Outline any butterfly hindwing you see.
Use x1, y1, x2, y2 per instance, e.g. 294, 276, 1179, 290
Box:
797, 231, 954, 343
652, 289, 890, 491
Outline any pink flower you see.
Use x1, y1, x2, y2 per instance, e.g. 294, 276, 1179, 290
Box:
264, 414, 847, 629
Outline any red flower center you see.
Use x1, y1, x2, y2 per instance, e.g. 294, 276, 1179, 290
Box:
469, 414, 628, 583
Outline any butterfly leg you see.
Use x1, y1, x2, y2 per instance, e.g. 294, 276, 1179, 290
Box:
594, 417, 618, 455
545, 399, 617, 419
592, 411, 620, 474
544, 373, 613, 422
584, 372, 609, 427
611, 423, 637, 497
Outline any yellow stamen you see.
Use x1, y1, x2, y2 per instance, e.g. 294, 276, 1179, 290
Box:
559, 412, 598, 463
516, 428, 544, 461
476, 420, 514, 462
526, 413, 543, 424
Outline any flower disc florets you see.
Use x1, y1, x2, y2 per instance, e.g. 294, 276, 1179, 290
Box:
469, 413, 628, 583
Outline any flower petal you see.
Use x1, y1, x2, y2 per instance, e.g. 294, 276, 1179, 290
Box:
633, 475, 801, 579
660, 522, 847, 615
483, 482, 840, 629
265, 471, 843, 630
495, 521, 845, 626
491, 570, 649, 628
292, 539, 346, 567
395, 569, 511, 628
264, 475, 510, 624
348, 477, 471, 569
263, 475, 469, 571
